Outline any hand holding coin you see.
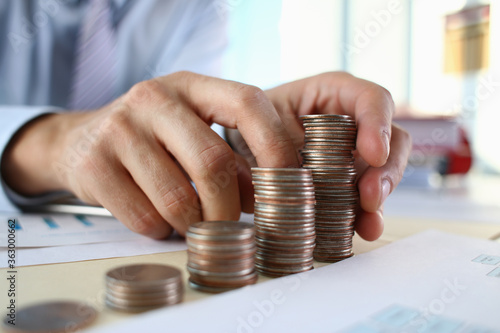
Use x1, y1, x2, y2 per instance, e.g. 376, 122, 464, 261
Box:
230, 72, 412, 241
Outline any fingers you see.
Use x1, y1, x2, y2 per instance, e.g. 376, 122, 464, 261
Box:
66, 71, 404, 243
355, 208, 384, 241
234, 153, 254, 213
357, 124, 412, 213
266, 72, 395, 168
119, 138, 202, 236
330, 73, 394, 168
150, 99, 241, 224
82, 160, 173, 239
354, 92, 393, 168
157, 72, 300, 168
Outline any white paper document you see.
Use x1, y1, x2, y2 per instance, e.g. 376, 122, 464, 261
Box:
0, 213, 143, 247
0, 237, 187, 268
0, 213, 187, 267
87, 230, 500, 333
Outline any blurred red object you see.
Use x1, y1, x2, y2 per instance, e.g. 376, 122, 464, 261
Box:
442, 126, 472, 175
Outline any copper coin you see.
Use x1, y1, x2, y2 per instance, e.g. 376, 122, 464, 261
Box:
106, 264, 182, 288
188, 274, 258, 293
189, 271, 258, 287
106, 285, 182, 299
2, 301, 97, 333
105, 293, 182, 307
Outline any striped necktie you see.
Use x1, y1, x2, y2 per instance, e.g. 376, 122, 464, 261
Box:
69, 0, 117, 110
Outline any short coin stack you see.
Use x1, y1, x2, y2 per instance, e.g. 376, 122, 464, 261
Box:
252, 168, 316, 277
105, 264, 183, 312
300, 114, 358, 262
186, 221, 257, 293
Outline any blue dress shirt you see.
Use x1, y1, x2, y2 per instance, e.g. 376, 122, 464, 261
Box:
0, 0, 228, 211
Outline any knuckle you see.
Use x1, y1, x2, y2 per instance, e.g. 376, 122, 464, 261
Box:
392, 159, 406, 183
196, 143, 234, 178
262, 136, 291, 156
171, 70, 194, 80
364, 84, 394, 108
382, 90, 395, 112
320, 71, 352, 82
376, 86, 395, 110
101, 108, 134, 140
169, 71, 196, 93
78, 152, 102, 178
159, 185, 198, 217
233, 84, 269, 110
124, 79, 165, 106
130, 211, 161, 235
75, 157, 113, 195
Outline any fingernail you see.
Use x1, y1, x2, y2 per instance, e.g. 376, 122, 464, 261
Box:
377, 205, 384, 217
380, 179, 391, 207
382, 130, 390, 160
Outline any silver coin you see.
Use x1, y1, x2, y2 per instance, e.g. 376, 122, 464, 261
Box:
188, 221, 255, 236
254, 203, 316, 213
301, 114, 359, 263
187, 220, 258, 293
185, 231, 254, 242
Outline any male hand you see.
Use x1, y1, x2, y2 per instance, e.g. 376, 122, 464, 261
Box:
2, 72, 299, 238
3, 71, 411, 241
229, 72, 412, 241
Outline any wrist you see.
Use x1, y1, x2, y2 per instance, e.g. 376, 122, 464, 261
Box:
1, 113, 72, 196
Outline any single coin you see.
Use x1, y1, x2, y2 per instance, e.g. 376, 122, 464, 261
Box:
189, 271, 258, 287
105, 299, 164, 313
300, 114, 355, 121
106, 264, 182, 287
187, 238, 255, 250
185, 232, 254, 242
188, 278, 257, 294
2, 301, 97, 333
105, 292, 182, 307
106, 285, 182, 299
188, 221, 255, 236
106, 281, 182, 294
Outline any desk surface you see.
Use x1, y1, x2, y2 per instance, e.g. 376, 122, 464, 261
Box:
2, 215, 500, 331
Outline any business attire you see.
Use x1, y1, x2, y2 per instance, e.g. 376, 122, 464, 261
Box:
0, 0, 227, 211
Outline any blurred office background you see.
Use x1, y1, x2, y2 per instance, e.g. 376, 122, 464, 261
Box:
223, 0, 500, 222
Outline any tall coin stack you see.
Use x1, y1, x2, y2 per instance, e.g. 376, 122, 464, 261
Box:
105, 264, 183, 312
300, 114, 358, 262
252, 168, 316, 277
186, 221, 258, 293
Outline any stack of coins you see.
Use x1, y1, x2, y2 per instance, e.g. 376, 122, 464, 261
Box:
300, 114, 358, 262
186, 221, 257, 293
252, 167, 316, 277
105, 264, 183, 312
